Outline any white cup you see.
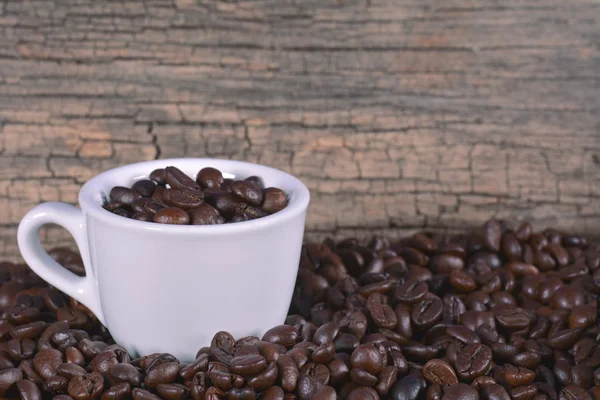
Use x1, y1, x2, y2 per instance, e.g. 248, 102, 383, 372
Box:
17, 158, 310, 361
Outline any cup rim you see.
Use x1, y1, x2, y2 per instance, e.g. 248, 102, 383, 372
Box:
79, 158, 310, 234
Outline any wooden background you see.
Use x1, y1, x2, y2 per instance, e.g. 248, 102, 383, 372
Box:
0, 0, 599, 261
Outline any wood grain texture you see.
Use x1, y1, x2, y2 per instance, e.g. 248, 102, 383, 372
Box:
0, 0, 599, 261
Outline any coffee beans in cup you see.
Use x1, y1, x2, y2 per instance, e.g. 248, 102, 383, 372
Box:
103, 166, 288, 225
3, 219, 600, 399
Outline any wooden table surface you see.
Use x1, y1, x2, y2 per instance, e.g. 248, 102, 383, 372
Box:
0, 0, 599, 260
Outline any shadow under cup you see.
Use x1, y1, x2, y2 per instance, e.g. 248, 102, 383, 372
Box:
37, 159, 309, 361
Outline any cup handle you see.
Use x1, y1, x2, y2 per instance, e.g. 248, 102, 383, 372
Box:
17, 202, 106, 326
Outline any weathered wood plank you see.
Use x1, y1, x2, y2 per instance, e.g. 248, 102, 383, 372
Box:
0, 0, 599, 261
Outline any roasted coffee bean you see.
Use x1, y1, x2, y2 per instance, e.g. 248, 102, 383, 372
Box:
258, 386, 284, 400
504, 366, 536, 386
422, 359, 458, 385
165, 166, 200, 192
132, 388, 161, 400
366, 292, 397, 329
151, 186, 166, 202
454, 343, 492, 381
205, 192, 246, 220
68, 372, 104, 400
149, 169, 167, 184
57, 362, 87, 379
153, 207, 190, 225
350, 344, 385, 375
131, 212, 153, 222
559, 384, 592, 400
262, 325, 299, 347
0, 367, 22, 395
109, 363, 143, 386
231, 181, 263, 207
162, 189, 204, 210
196, 168, 224, 189
44, 374, 69, 394
395, 280, 428, 304
277, 354, 299, 392
16, 379, 42, 400
390, 375, 423, 400
247, 362, 278, 392
132, 180, 156, 197
189, 203, 226, 225
261, 188, 288, 214
449, 269, 477, 292
255, 341, 287, 363
230, 355, 267, 376
33, 348, 63, 379
411, 297, 443, 329
155, 383, 189, 400
109, 187, 142, 205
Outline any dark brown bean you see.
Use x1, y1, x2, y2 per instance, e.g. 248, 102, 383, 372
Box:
422, 359, 458, 385
165, 166, 200, 192
261, 188, 288, 214
162, 189, 204, 210
132, 180, 156, 197
196, 167, 224, 189
153, 207, 190, 225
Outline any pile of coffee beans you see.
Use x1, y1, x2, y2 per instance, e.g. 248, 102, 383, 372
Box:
103, 166, 288, 225
1, 219, 600, 399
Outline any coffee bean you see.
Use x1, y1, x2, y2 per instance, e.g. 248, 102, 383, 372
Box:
231, 181, 263, 207
390, 375, 422, 400
132, 388, 161, 400
57, 362, 87, 379
247, 362, 278, 392
153, 207, 190, 225
258, 386, 284, 400
68, 372, 104, 400
33, 348, 63, 380
44, 374, 69, 394
262, 325, 299, 347
230, 355, 267, 376
350, 344, 385, 375
109, 187, 142, 205
504, 366, 536, 386
110, 363, 143, 386
449, 269, 477, 292
132, 180, 156, 197
165, 166, 200, 192
422, 359, 458, 385
0, 367, 22, 395
189, 203, 226, 225
196, 168, 224, 189
347, 386, 378, 400
483, 219, 502, 252
16, 379, 42, 400
411, 297, 443, 329
366, 292, 397, 329
261, 188, 287, 214
454, 343, 492, 380
277, 354, 299, 392
441, 383, 478, 400
205, 192, 246, 220
149, 169, 167, 184
559, 384, 592, 400
155, 383, 189, 400
162, 189, 204, 210
131, 212, 153, 222
395, 280, 428, 304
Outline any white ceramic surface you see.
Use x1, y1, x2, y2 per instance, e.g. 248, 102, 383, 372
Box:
17, 159, 310, 361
